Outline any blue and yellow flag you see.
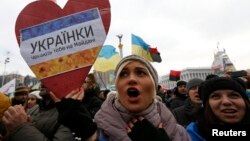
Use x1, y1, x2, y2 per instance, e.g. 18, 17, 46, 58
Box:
132, 34, 152, 61
132, 34, 161, 62
94, 45, 121, 72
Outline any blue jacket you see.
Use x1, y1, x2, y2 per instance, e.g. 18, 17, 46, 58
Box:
186, 122, 206, 141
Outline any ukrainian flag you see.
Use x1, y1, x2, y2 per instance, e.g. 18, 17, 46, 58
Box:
132, 34, 153, 61
94, 45, 121, 72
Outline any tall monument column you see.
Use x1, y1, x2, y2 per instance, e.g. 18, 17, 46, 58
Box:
116, 34, 123, 58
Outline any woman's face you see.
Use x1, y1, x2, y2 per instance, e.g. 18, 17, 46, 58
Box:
209, 89, 246, 124
27, 95, 37, 108
116, 61, 155, 113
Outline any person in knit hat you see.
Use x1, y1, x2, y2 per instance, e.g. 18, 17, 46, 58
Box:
172, 78, 204, 127
24, 90, 42, 117
50, 55, 191, 141
200, 77, 249, 107
11, 85, 29, 106
187, 77, 250, 141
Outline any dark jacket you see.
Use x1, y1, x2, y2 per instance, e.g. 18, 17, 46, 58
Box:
168, 96, 187, 110
6, 107, 73, 141
11, 98, 25, 106
172, 98, 199, 127
82, 89, 103, 119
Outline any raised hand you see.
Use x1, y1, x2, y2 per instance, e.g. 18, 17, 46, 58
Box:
50, 88, 84, 103
2, 105, 30, 132
50, 88, 97, 140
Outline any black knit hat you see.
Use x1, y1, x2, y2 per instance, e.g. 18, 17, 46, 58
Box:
200, 77, 248, 106
177, 80, 187, 87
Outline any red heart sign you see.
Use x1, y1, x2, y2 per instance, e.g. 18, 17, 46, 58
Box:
15, 0, 111, 98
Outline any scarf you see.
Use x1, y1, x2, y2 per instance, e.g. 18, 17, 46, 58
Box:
94, 93, 178, 141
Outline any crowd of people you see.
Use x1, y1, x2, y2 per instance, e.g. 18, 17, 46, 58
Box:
0, 54, 250, 141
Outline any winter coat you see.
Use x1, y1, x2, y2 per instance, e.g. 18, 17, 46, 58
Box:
82, 89, 103, 119
168, 91, 187, 110
6, 107, 73, 141
26, 104, 40, 119
95, 92, 191, 141
172, 98, 199, 127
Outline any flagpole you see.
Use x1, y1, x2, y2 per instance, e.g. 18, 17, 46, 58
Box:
116, 34, 123, 58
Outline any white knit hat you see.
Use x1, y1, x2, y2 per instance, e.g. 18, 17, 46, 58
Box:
29, 90, 42, 99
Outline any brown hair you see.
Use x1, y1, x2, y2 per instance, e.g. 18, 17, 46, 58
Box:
87, 73, 96, 84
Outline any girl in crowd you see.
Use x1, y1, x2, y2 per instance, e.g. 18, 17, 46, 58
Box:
51, 55, 191, 141
186, 77, 250, 141
25, 90, 42, 117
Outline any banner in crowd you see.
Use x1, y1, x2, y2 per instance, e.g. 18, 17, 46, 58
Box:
15, 0, 111, 98
169, 70, 181, 81
0, 79, 16, 96
211, 49, 236, 75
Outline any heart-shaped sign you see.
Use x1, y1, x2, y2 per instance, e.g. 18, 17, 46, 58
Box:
15, 0, 111, 99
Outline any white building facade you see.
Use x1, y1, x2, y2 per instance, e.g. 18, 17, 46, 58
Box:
159, 67, 214, 89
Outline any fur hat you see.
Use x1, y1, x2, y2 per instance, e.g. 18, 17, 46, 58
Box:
186, 78, 204, 92
0, 92, 11, 119
200, 77, 248, 106
14, 85, 29, 96
115, 55, 158, 93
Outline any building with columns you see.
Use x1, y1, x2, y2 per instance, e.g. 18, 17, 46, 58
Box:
159, 67, 214, 89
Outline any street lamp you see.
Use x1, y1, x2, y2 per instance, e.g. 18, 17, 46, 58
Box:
1, 57, 10, 87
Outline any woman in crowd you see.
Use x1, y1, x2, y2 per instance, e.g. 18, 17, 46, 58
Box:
186, 77, 250, 141
51, 55, 191, 141
25, 90, 42, 117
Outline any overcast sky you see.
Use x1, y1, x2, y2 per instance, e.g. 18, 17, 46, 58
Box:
1, 0, 250, 78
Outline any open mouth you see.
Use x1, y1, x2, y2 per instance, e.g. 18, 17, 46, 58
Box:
221, 109, 237, 114
127, 88, 139, 97
195, 95, 200, 98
